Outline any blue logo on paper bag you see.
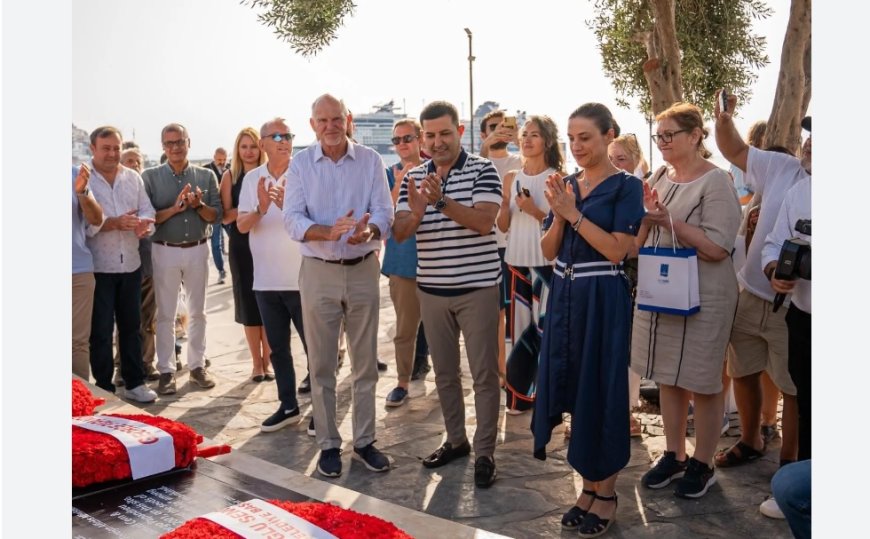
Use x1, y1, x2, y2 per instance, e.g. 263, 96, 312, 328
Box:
660, 264, 669, 277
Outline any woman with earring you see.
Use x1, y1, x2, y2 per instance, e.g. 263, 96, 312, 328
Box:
533, 103, 644, 537
220, 127, 272, 382
632, 102, 740, 499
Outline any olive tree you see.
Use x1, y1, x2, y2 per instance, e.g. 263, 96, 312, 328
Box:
588, 0, 772, 117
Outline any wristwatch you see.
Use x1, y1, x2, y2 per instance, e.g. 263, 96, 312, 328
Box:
77, 187, 89, 197
434, 195, 447, 212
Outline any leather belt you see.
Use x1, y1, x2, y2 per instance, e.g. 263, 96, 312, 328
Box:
153, 238, 208, 248
312, 251, 375, 266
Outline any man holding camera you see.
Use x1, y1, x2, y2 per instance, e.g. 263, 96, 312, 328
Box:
714, 93, 809, 472
762, 118, 811, 460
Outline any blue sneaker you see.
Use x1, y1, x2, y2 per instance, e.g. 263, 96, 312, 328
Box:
317, 448, 342, 477
353, 442, 391, 472
385, 386, 408, 407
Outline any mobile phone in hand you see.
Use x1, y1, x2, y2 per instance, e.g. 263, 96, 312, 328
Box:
719, 89, 728, 113
502, 116, 517, 129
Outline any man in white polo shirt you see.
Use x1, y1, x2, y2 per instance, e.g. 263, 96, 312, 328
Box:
237, 117, 308, 433
393, 100, 503, 488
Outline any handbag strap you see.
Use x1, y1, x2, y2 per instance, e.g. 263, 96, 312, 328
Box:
648, 166, 679, 253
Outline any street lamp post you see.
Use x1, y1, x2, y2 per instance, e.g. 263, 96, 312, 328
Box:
464, 28, 475, 153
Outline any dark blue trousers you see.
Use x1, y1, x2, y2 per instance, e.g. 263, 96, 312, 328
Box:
90, 269, 145, 392
255, 290, 308, 411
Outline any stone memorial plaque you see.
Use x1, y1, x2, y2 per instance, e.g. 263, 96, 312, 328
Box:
72, 459, 311, 538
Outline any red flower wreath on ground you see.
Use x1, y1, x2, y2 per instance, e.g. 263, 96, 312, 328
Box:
72, 378, 105, 416
72, 414, 200, 488
161, 500, 414, 539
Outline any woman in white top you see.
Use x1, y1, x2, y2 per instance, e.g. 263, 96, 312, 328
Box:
496, 115, 565, 414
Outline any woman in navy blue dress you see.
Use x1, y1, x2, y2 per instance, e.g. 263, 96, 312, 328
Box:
532, 103, 644, 538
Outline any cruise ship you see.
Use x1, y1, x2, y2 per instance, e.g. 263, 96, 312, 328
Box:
352, 100, 525, 156
351, 101, 408, 154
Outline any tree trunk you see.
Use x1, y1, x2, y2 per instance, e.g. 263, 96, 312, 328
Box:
764, 0, 811, 153
642, 0, 683, 115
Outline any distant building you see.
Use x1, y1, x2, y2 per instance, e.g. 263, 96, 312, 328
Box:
72, 123, 91, 165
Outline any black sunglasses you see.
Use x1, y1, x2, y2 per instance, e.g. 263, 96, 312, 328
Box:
391, 134, 417, 145
268, 132, 295, 142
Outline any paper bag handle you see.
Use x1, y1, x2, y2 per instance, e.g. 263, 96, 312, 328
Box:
652, 211, 678, 253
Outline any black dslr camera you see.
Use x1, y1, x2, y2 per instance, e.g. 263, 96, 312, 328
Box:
772, 219, 811, 312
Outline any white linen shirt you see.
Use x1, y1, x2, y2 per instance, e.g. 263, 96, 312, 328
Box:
86, 163, 156, 273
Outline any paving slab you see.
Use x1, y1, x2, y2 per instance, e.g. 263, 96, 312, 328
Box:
109, 269, 794, 538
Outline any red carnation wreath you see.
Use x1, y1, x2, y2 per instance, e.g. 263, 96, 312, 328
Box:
72, 378, 105, 417
162, 499, 414, 539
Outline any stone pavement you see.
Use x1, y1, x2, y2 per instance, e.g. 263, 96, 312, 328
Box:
125, 270, 794, 539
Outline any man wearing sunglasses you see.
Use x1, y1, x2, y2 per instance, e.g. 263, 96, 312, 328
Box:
236, 118, 309, 433
381, 119, 431, 408
142, 123, 222, 395
284, 94, 394, 478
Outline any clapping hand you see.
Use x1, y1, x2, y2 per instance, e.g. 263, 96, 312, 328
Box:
175, 183, 192, 210
117, 209, 141, 231
543, 172, 575, 221
330, 209, 357, 241
184, 185, 203, 208
256, 177, 271, 213
346, 212, 373, 245
135, 217, 155, 238
642, 181, 670, 228
269, 178, 285, 210
406, 176, 428, 217
420, 172, 443, 205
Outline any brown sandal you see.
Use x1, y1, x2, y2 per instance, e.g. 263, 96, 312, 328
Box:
714, 441, 764, 468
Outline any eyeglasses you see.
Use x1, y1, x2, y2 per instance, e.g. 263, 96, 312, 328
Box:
651, 130, 688, 144
267, 132, 294, 142
391, 134, 418, 145
162, 138, 188, 148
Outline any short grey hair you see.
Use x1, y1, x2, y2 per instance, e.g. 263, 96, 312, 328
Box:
311, 94, 348, 117
260, 117, 287, 137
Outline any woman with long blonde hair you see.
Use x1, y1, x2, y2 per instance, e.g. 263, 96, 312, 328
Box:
220, 127, 270, 381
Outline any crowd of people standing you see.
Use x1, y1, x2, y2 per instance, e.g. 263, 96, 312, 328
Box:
71, 90, 811, 538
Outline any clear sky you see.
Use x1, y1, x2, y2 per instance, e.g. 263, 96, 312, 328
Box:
73, 0, 796, 164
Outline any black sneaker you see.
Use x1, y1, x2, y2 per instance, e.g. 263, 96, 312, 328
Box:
307, 417, 316, 436
474, 456, 497, 488
353, 442, 391, 472
641, 451, 687, 489
674, 457, 717, 499
377, 359, 388, 372
411, 361, 431, 381
298, 374, 311, 394
260, 407, 301, 432
317, 448, 342, 477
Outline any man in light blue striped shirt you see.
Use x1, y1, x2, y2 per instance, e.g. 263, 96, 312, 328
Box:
283, 93, 394, 479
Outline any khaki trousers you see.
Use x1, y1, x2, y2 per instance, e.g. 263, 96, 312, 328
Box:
72, 272, 95, 379
418, 285, 500, 457
389, 275, 422, 384
299, 255, 380, 450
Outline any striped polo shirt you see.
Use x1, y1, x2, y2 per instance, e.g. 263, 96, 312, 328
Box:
396, 149, 502, 293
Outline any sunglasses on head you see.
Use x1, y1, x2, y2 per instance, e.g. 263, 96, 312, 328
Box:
268, 132, 294, 142
391, 134, 417, 145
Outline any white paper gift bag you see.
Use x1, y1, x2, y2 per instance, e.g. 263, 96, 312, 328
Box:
636, 217, 700, 316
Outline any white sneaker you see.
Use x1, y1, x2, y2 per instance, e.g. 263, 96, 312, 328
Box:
759, 497, 785, 519
123, 384, 158, 403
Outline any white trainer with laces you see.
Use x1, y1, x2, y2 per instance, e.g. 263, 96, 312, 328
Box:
123, 384, 158, 403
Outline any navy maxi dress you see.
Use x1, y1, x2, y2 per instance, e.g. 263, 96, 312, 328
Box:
532, 171, 644, 481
